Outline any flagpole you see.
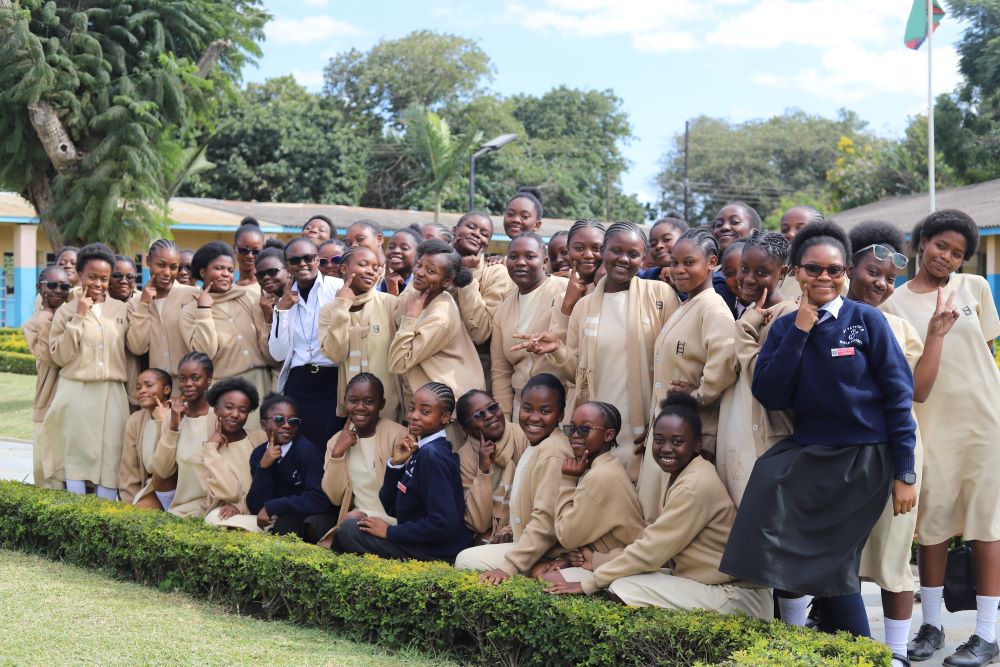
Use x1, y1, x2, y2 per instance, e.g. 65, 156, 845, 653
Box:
927, 0, 936, 212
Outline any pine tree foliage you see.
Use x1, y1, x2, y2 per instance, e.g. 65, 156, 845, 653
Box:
0, 0, 267, 249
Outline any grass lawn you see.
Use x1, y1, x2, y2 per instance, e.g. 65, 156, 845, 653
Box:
0, 549, 457, 667
0, 372, 34, 440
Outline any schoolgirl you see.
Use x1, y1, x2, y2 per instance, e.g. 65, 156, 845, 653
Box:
634, 228, 737, 519
502, 187, 544, 239
490, 233, 568, 418
318, 246, 403, 425
55, 246, 80, 288
301, 215, 336, 246
720, 241, 748, 317
381, 227, 420, 294
176, 249, 195, 286
455, 389, 530, 544
545, 394, 772, 620
455, 374, 572, 581
332, 382, 471, 562
345, 220, 385, 257
720, 221, 917, 637
118, 368, 172, 503
710, 202, 761, 316
881, 210, 1000, 666
639, 217, 688, 284
44, 243, 131, 499
553, 220, 606, 331
318, 239, 348, 280
546, 230, 570, 276
233, 219, 265, 293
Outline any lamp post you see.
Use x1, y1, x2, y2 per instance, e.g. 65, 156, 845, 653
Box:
469, 133, 518, 210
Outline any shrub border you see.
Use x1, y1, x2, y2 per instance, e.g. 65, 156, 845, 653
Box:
0, 482, 889, 666
0, 350, 36, 375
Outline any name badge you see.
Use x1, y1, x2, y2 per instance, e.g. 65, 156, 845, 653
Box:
831, 347, 856, 357
397, 481, 408, 494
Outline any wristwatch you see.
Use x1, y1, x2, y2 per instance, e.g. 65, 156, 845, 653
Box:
894, 472, 917, 485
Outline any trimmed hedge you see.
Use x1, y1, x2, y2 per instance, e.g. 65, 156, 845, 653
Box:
0, 350, 36, 375
0, 482, 890, 666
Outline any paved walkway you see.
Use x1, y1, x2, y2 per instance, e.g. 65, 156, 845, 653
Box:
0, 437, 982, 664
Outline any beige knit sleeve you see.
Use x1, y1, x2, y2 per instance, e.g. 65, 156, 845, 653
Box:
318, 298, 352, 364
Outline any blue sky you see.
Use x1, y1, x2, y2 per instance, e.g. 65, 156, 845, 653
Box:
249, 0, 966, 208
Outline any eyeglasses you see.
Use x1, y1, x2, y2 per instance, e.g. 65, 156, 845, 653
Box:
257, 267, 283, 280
854, 244, 908, 269
269, 415, 302, 427
561, 424, 611, 438
40, 281, 72, 291
799, 263, 847, 279
464, 402, 500, 423
286, 254, 317, 266
237, 246, 261, 256
111, 272, 136, 282
178, 264, 192, 272
318, 256, 342, 267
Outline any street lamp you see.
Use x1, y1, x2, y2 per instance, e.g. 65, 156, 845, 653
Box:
469, 133, 518, 210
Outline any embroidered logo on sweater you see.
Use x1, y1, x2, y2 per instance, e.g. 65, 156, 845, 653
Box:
373, 324, 380, 334
839, 324, 864, 346
655, 300, 663, 311
676, 341, 686, 355
962, 305, 974, 318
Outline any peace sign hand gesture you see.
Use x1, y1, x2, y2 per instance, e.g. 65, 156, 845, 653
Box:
337, 270, 357, 301
196, 280, 215, 308
561, 261, 588, 316
926, 287, 959, 338
511, 332, 560, 355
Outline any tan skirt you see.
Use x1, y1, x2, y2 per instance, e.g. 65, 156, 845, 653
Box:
715, 380, 756, 507
236, 367, 271, 433
43, 378, 128, 488
32, 421, 63, 489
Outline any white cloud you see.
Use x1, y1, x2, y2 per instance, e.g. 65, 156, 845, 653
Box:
265, 15, 361, 44
291, 69, 325, 90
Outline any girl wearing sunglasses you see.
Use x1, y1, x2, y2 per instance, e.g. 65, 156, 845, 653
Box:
233, 219, 265, 292
110, 254, 143, 412
318, 239, 348, 280
455, 389, 530, 546
720, 221, 917, 639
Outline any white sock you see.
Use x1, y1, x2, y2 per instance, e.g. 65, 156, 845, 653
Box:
95, 485, 118, 500
64, 480, 86, 495
884, 617, 911, 657
778, 595, 810, 627
975, 595, 999, 643
920, 585, 944, 630
154, 490, 175, 510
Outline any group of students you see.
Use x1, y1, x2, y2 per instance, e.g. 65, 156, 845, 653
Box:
23, 187, 1000, 667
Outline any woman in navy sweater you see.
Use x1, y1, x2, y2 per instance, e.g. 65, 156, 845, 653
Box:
720, 221, 917, 638
333, 382, 471, 562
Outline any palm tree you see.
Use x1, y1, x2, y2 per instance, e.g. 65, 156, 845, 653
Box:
402, 106, 479, 222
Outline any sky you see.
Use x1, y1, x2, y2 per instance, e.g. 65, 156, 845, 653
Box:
249, 0, 968, 208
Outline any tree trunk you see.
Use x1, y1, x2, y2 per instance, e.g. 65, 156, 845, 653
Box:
196, 39, 231, 78
24, 175, 64, 248
27, 101, 81, 175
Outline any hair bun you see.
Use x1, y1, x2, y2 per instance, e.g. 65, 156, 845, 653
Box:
518, 186, 544, 206
660, 391, 698, 413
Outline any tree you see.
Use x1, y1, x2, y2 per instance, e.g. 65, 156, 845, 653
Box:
0, 0, 267, 249
181, 76, 370, 205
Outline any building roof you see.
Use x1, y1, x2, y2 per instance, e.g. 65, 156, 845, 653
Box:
831, 179, 1000, 235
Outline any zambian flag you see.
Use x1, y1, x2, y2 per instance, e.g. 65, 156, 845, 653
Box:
904, 0, 944, 50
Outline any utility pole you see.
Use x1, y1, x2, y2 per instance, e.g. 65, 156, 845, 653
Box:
683, 120, 691, 222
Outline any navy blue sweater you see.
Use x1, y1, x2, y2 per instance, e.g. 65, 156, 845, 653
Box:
379, 435, 472, 561
712, 271, 739, 318
246, 436, 333, 517
752, 298, 916, 476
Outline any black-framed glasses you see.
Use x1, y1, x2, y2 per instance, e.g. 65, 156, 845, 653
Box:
111, 272, 136, 282
854, 243, 908, 269
40, 281, 72, 291
318, 256, 343, 267
799, 263, 847, 279
465, 402, 500, 423
270, 415, 302, 427
286, 254, 317, 266
237, 245, 261, 256
257, 267, 283, 280
561, 424, 611, 438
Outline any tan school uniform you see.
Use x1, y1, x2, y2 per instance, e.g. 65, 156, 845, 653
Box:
577, 457, 771, 619
118, 409, 161, 503
490, 276, 568, 418
141, 413, 217, 517
550, 277, 680, 481
23, 309, 63, 488
318, 289, 403, 423
882, 273, 1000, 544
636, 289, 737, 521
196, 431, 264, 518
179, 286, 274, 432
454, 431, 573, 574
389, 291, 486, 408
715, 299, 797, 505
126, 283, 200, 383
859, 312, 925, 593
458, 420, 531, 542
44, 297, 130, 489
455, 261, 515, 390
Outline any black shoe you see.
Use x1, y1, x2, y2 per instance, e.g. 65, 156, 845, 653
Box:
892, 653, 912, 667
908, 623, 945, 661
943, 635, 1000, 667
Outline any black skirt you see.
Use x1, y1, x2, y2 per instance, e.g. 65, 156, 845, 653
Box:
719, 439, 891, 597
283, 365, 344, 453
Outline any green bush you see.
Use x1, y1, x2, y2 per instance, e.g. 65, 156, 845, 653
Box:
0, 351, 36, 375
0, 482, 890, 666
1, 327, 29, 354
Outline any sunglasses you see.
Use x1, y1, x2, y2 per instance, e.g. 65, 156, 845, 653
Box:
854, 243, 908, 269
286, 254, 317, 266
257, 267, 283, 280
111, 272, 136, 282
799, 263, 847, 279
561, 424, 611, 438
465, 402, 501, 424
40, 281, 72, 291
269, 415, 302, 427
237, 245, 261, 256
318, 256, 343, 267
178, 264, 192, 272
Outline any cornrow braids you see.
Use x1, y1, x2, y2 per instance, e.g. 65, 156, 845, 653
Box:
789, 220, 851, 267
145, 367, 173, 391
416, 239, 473, 288
579, 400, 622, 448
676, 227, 720, 261
426, 222, 454, 244
567, 219, 606, 243
456, 389, 493, 424
512, 231, 546, 252
522, 373, 567, 413
147, 238, 178, 262
418, 382, 456, 416
206, 376, 260, 412
350, 219, 383, 237
346, 372, 385, 400
178, 350, 214, 377
604, 221, 649, 248
782, 205, 824, 226
743, 230, 791, 266
656, 392, 702, 439
651, 216, 689, 236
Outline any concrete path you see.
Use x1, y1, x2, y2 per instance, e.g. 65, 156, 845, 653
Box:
0, 437, 984, 664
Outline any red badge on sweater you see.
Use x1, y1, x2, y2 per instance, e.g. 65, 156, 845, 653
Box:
830, 347, 856, 357
397, 481, 408, 494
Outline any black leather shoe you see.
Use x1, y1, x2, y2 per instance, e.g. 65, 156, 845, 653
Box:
908, 623, 945, 661
943, 635, 1000, 667
892, 653, 912, 667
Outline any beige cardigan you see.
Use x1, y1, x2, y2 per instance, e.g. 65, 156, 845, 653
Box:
178, 286, 274, 379
581, 457, 745, 594
455, 261, 515, 346
458, 420, 531, 539
126, 283, 200, 376
118, 409, 160, 503
23, 310, 60, 421
489, 276, 569, 417
193, 432, 265, 515
152, 413, 218, 517
49, 297, 130, 382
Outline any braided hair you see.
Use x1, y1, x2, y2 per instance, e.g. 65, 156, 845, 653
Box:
675, 227, 720, 262
418, 382, 456, 416
144, 367, 173, 391
604, 221, 649, 248
415, 239, 473, 288
567, 219, 606, 243
346, 372, 385, 401
177, 350, 214, 377
743, 229, 791, 266
578, 401, 622, 448
147, 238, 178, 262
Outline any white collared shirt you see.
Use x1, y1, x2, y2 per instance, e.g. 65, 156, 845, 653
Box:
280, 441, 292, 458
269, 273, 343, 390
817, 295, 844, 325
387, 429, 446, 468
